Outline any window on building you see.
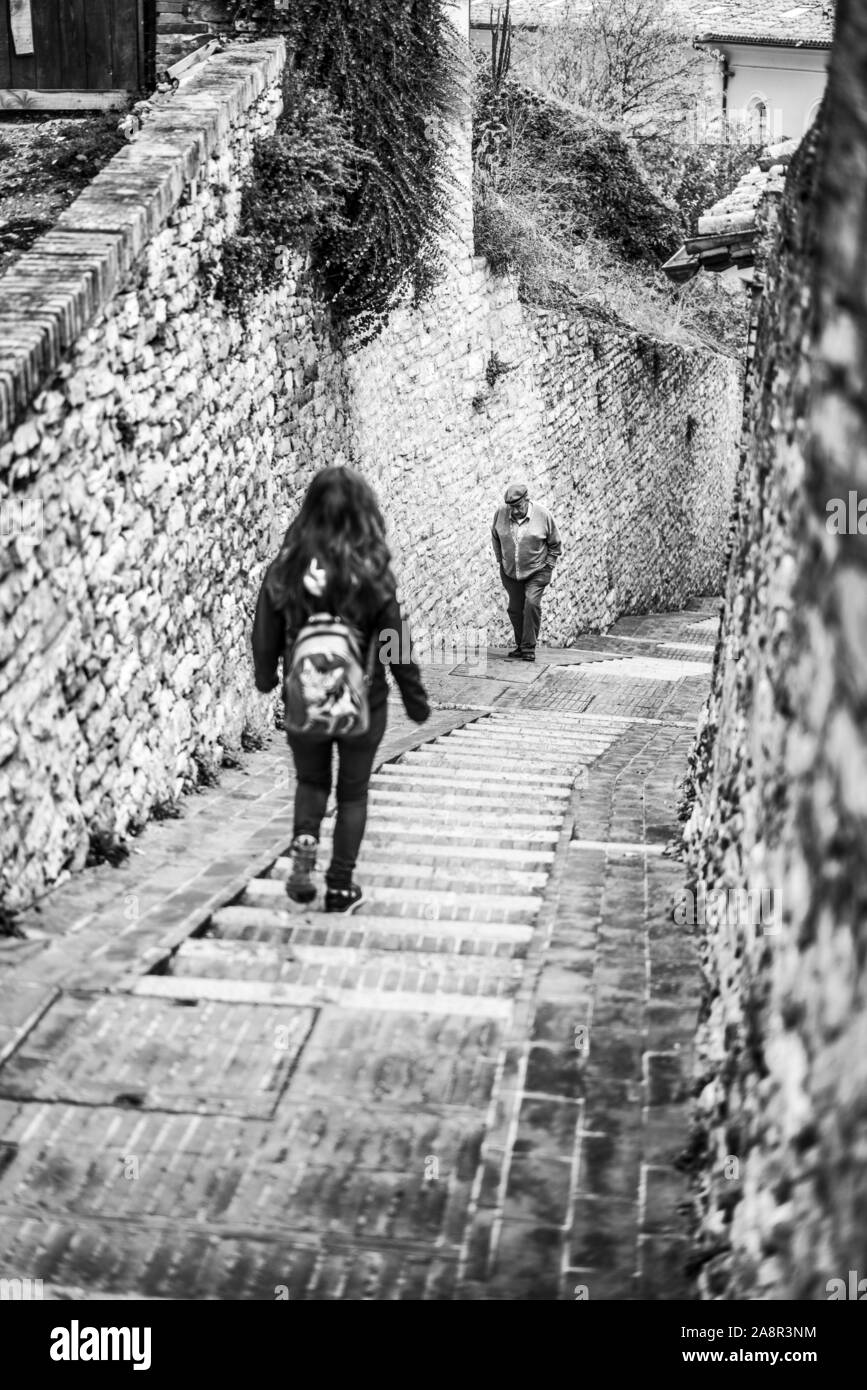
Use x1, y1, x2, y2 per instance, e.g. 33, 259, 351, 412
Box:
749, 98, 769, 144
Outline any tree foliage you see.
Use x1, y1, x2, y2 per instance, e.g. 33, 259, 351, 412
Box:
512, 0, 707, 126
502, 0, 762, 244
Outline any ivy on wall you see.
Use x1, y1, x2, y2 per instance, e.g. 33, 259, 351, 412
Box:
218, 0, 461, 341
216, 73, 361, 317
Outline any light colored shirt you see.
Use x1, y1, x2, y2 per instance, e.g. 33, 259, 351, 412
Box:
493, 502, 562, 580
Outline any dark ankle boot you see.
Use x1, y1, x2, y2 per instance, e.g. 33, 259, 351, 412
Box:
287, 834, 317, 904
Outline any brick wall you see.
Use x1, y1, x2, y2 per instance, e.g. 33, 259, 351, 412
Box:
0, 39, 740, 910
682, 0, 867, 1299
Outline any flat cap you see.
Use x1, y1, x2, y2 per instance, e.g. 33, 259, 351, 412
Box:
504, 482, 529, 503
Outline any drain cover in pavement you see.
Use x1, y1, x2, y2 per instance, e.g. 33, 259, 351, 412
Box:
0, 994, 315, 1118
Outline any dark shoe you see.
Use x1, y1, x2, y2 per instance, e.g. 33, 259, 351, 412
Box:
520, 650, 536, 662
325, 883, 364, 915
286, 834, 317, 904
505, 647, 524, 659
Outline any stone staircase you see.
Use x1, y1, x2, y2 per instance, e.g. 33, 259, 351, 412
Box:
135, 710, 626, 1016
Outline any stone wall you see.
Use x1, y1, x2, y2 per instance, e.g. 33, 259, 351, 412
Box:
348, 296, 740, 640
0, 38, 740, 910
682, 0, 867, 1299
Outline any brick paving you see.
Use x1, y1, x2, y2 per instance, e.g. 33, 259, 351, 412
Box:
0, 599, 719, 1299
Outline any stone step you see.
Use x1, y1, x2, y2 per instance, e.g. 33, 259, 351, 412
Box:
478, 731, 619, 752
356, 884, 542, 922
437, 736, 611, 760
311, 838, 556, 866
443, 726, 616, 748
240, 878, 540, 923
171, 938, 524, 989
366, 797, 564, 828
489, 706, 622, 728
478, 734, 615, 754
271, 856, 548, 893
130, 973, 513, 1020
357, 806, 562, 834
369, 772, 571, 801
395, 749, 578, 782
367, 790, 565, 818
208, 906, 534, 950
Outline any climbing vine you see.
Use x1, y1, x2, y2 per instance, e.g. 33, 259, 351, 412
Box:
219, 0, 462, 340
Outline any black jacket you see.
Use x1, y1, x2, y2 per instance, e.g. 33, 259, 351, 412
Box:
251, 560, 431, 725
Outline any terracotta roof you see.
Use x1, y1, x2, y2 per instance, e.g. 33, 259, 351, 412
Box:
470, 1, 835, 44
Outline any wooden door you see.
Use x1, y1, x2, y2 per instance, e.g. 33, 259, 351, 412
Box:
0, 0, 145, 92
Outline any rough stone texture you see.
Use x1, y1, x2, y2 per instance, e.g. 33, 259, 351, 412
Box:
0, 39, 739, 910
683, 0, 867, 1300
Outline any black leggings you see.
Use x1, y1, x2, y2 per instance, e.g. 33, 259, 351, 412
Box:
287, 700, 388, 888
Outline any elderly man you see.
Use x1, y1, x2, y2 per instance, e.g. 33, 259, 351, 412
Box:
492, 482, 562, 661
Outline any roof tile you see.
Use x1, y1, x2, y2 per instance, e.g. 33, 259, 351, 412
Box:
470, 1, 835, 45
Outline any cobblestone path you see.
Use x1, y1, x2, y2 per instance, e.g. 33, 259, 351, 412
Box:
0, 599, 719, 1300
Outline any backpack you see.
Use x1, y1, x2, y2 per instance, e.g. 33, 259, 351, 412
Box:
283, 613, 376, 739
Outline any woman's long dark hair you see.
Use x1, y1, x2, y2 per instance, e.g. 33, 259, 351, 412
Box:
267, 466, 395, 630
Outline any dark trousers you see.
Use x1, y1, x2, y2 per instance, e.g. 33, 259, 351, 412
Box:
500, 566, 552, 650
287, 700, 388, 888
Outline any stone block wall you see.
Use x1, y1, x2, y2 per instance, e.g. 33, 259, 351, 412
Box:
0, 38, 740, 910
347, 295, 741, 643
682, 0, 867, 1300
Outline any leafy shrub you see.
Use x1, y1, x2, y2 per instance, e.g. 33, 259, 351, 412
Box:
284, 0, 462, 337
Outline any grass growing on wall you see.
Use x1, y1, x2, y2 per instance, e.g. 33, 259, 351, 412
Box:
473, 69, 750, 356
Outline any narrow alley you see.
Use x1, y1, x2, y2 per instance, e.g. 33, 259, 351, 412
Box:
0, 600, 716, 1300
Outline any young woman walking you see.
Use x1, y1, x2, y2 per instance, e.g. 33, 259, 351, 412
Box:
252, 466, 430, 913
